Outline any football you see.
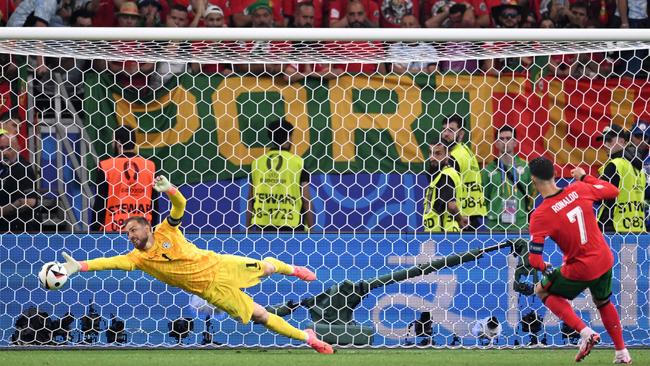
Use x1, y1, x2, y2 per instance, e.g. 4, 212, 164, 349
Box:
38, 262, 68, 290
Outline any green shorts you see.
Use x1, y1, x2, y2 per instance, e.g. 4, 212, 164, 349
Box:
540, 268, 613, 301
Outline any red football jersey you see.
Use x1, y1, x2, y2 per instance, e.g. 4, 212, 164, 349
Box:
529, 175, 619, 281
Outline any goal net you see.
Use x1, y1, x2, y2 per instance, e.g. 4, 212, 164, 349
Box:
0, 28, 648, 348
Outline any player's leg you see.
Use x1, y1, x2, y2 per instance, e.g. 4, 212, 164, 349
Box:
263, 257, 316, 281
250, 303, 334, 354
535, 268, 598, 362
589, 270, 632, 364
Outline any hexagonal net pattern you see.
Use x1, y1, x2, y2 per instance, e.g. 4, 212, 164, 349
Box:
0, 34, 648, 349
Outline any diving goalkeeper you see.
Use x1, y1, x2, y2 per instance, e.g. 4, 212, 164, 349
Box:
60, 176, 333, 354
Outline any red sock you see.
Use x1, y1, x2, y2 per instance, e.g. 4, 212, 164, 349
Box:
543, 295, 586, 332
598, 301, 625, 350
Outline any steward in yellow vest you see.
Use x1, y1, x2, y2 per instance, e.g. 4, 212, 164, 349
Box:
597, 124, 646, 232
422, 142, 468, 232
247, 119, 314, 232
441, 115, 486, 229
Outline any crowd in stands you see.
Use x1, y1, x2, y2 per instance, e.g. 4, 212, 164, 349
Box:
0, 0, 645, 30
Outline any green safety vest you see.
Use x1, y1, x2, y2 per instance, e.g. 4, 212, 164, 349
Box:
423, 167, 462, 232
251, 150, 304, 228
598, 158, 647, 233
450, 143, 487, 217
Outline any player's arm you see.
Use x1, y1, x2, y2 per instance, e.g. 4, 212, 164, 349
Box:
60, 252, 136, 276
153, 175, 187, 226
528, 212, 552, 274
571, 167, 620, 201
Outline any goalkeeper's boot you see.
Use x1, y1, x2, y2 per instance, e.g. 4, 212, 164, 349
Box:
575, 332, 600, 362
305, 329, 334, 354
613, 349, 632, 364
292, 266, 317, 282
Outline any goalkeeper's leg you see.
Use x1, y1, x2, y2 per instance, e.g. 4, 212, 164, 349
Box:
263, 257, 316, 281
251, 303, 333, 354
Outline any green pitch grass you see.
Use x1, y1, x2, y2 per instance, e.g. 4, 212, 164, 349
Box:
2, 349, 649, 366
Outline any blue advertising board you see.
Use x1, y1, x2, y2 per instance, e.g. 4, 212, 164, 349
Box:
1, 233, 648, 347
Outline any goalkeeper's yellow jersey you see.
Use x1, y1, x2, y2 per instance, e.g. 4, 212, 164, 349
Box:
84, 219, 219, 296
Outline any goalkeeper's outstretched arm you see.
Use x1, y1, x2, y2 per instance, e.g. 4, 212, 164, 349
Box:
153, 175, 187, 226
61, 252, 136, 275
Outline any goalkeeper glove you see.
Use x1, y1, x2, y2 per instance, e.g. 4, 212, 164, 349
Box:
61, 252, 81, 276
153, 175, 174, 193
542, 263, 555, 278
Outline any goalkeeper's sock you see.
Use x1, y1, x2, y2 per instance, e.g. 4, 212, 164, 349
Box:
543, 295, 586, 332
598, 301, 625, 350
263, 257, 294, 276
264, 313, 308, 342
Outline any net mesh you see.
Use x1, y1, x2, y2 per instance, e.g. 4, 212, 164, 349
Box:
0, 39, 649, 63
0, 35, 648, 348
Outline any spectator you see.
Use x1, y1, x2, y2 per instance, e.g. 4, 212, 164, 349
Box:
166, 3, 190, 27
521, 9, 538, 27
440, 115, 486, 230
203, 4, 226, 27
329, 0, 379, 28
491, 2, 523, 28
567, 2, 589, 27
614, 0, 649, 76
614, 0, 649, 29
105, 3, 157, 91
283, 3, 342, 83
232, 0, 284, 27
329, 1, 387, 75
59, 9, 95, 100
7, 0, 58, 26
0, 0, 15, 25
538, 0, 565, 26
50, 0, 75, 26
539, 17, 555, 27
422, 140, 468, 232
596, 124, 646, 232
138, 0, 164, 27
291, 1, 315, 27
234, 0, 285, 75
92, 126, 158, 232
425, 2, 476, 28
423, 0, 489, 28
70, 8, 95, 27
7, 0, 65, 76
186, 0, 229, 27
481, 126, 534, 231
379, 0, 419, 28
285, 0, 324, 27
117, 1, 141, 27
0, 128, 40, 233
388, 15, 437, 74
190, 5, 233, 74
247, 119, 314, 232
